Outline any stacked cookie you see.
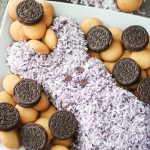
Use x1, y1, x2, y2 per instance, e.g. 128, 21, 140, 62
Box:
0, 74, 21, 149
0, 74, 77, 149
81, 17, 150, 104
9, 0, 57, 55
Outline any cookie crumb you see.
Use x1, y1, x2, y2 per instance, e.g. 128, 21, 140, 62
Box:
76, 67, 85, 73
79, 79, 88, 87
65, 75, 73, 81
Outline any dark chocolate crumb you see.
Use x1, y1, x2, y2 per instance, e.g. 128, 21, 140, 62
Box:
80, 79, 88, 87
76, 67, 85, 73
65, 75, 73, 81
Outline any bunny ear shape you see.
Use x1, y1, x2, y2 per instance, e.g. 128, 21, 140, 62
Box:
7, 16, 150, 150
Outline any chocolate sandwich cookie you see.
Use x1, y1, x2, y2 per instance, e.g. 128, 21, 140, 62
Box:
16, 0, 44, 25
49, 110, 77, 139
122, 25, 149, 51
112, 58, 141, 85
87, 25, 113, 52
137, 77, 150, 104
14, 79, 42, 108
0, 103, 20, 131
20, 123, 48, 150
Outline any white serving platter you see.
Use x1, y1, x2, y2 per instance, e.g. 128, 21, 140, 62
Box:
0, 0, 150, 149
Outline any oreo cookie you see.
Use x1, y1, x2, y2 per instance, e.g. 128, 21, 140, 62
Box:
137, 78, 150, 104
0, 103, 20, 131
49, 110, 77, 139
112, 58, 141, 86
16, 0, 44, 25
122, 25, 149, 51
87, 25, 113, 52
14, 79, 41, 108
20, 123, 48, 150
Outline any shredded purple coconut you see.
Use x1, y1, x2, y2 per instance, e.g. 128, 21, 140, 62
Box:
6, 16, 150, 150
69, 0, 118, 10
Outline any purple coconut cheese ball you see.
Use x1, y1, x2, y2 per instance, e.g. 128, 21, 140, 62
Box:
6, 16, 150, 150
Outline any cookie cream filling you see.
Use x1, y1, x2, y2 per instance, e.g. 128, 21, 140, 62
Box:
6, 16, 150, 150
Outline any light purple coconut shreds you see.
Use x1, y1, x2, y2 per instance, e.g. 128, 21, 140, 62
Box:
69, 0, 118, 10
6, 16, 150, 150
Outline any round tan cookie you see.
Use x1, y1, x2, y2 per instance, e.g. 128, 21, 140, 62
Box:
41, 1, 54, 26
146, 36, 150, 50
146, 67, 150, 77
16, 105, 38, 124
88, 50, 101, 59
120, 50, 131, 59
0, 91, 16, 106
36, 118, 53, 142
52, 138, 73, 147
80, 17, 103, 34
40, 105, 57, 118
50, 145, 69, 150
109, 27, 123, 42
131, 49, 150, 69
42, 28, 57, 50
129, 70, 147, 90
8, 0, 23, 20
117, 0, 142, 13
104, 62, 115, 73
10, 20, 29, 41
40, 1, 55, 17
33, 93, 50, 111
23, 21, 46, 40
140, 70, 147, 79
3, 74, 21, 95
27, 40, 50, 55
100, 41, 123, 62
1, 130, 20, 149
